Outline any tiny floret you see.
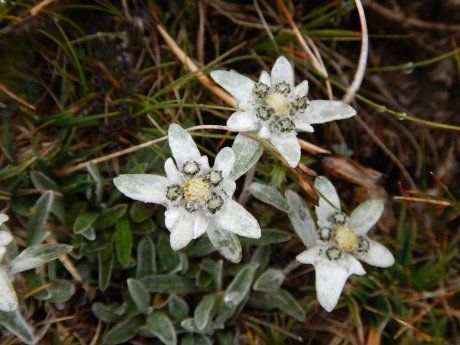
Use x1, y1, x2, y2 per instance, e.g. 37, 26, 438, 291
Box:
333, 225, 357, 252
183, 178, 211, 203
326, 246, 342, 261
206, 170, 223, 186
166, 184, 183, 201
182, 160, 200, 176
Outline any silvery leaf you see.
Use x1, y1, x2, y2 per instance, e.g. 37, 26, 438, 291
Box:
253, 268, 285, 292
0, 309, 36, 344
207, 227, 242, 263
230, 134, 263, 180
10, 244, 72, 274
285, 190, 317, 248
249, 182, 289, 212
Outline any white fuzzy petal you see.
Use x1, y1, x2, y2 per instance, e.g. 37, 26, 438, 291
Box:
114, 174, 168, 204
221, 180, 236, 196
227, 111, 260, 132
0, 268, 18, 312
271, 56, 294, 88
294, 114, 314, 132
257, 124, 271, 139
314, 176, 341, 228
213, 200, 261, 238
0, 214, 8, 227
213, 147, 236, 179
210, 70, 255, 107
356, 238, 395, 268
296, 246, 321, 265
294, 80, 309, 97
164, 158, 182, 184
315, 253, 365, 312
168, 124, 201, 168
198, 156, 211, 172
269, 132, 301, 168
307, 100, 356, 124
193, 213, 209, 239
169, 212, 195, 250
259, 71, 271, 86
349, 199, 384, 235
165, 207, 183, 231
0, 231, 13, 247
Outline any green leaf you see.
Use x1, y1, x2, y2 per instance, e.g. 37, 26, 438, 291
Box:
24, 272, 51, 300
145, 312, 177, 345
30, 171, 59, 191
142, 275, 206, 293
230, 134, 263, 180
251, 246, 271, 276
0, 310, 36, 344
129, 202, 154, 223
270, 289, 305, 321
127, 278, 150, 312
48, 279, 75, 303
115, 217, 132, 268
157, 233, 178, 272
98, 243, 114, 291
285, 190, 317, 248
102, 316, 144, 344
86, 162, 104, 205
73, 213, 98, 235
253, 268, 285, 292
26, 191, 54, 245
168, 294, 189, 320
92, 303, 122, 323
223, 265, 255, 308
240, 229, 291, 246
136, 236, 157, 278
249, 182, 289, 212
94, 204, 128, 230
206, 227, 241, 263
194, 294, 216, 331
10, 244, 72, 274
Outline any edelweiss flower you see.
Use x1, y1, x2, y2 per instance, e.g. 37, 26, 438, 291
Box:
211, 56, 356, 168
114, 124, 261, 254
295, 177, 395, 312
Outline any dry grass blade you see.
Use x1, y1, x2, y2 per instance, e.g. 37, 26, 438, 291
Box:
342, 0, 369, 103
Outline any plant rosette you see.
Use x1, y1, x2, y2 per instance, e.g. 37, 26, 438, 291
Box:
211, 56, 356, 167
114, 124, 261, 262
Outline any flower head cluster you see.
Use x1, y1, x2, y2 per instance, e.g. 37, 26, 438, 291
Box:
211, 56, 356, 167
114, 124, 261, 255
295, 177, 395, 312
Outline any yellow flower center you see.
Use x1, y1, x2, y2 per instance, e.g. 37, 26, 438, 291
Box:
183, 178, 211, 202
267, 92, 290, 116
333, 225, 357, 252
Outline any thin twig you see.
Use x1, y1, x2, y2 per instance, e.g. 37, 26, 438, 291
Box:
30, 0, 57, 16
0, 83, 36, 109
